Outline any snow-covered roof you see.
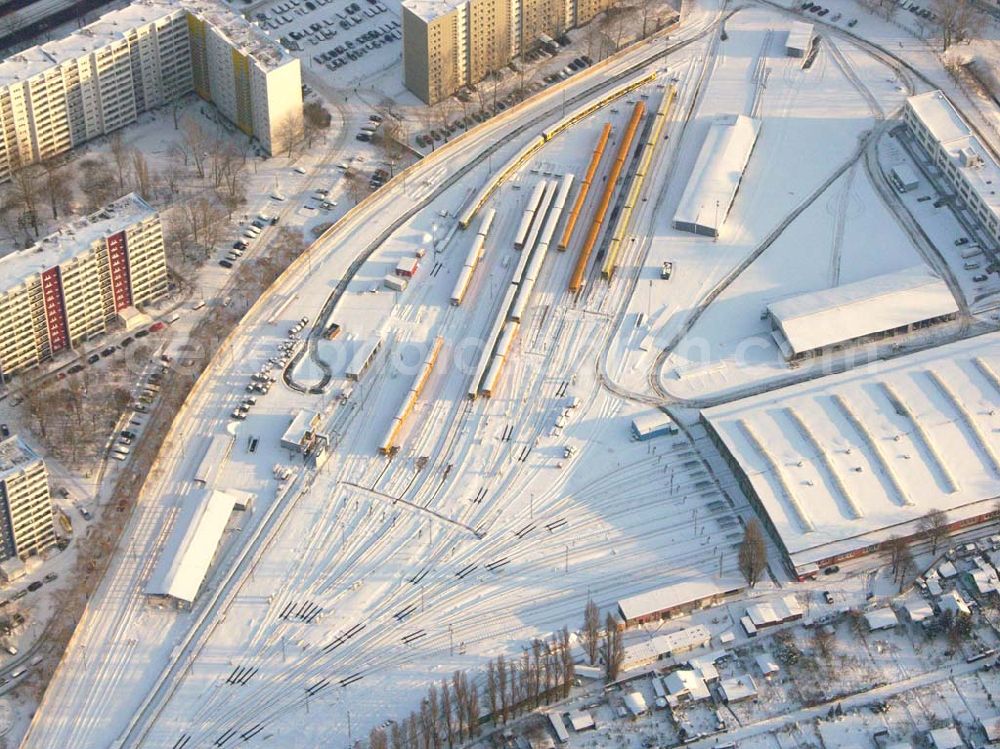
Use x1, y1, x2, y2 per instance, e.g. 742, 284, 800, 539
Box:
673, 115, 761, 236
567, 709, 594, 731
755, 654, 779, 675
0, 194, 157, 291
864, 608, 899, 630
720, 674, 757, 702
980, 715, 1000, 742
939, 561, 958, 579
786, 21, 813, 52
401, 0, 466, 23
767, 266, 957, 358
903, 599, 933, 622
701, 333, 1000, 571
194, 433, 235, 486
0, 0, 291, 87
630, 411, 677, 438
906, 91, 1000, 229
623, 691, 648, 715
967, 567, 999, 595
746, 594, 802, 626
146, 488, 242, 604
617, 577, 743, 621
621, 626, 711, 671
281, 410, 321, 450
664, 669, 711, 700
929, 726, 963, 749
0, 436, 41, 482
939, 590, 971, 616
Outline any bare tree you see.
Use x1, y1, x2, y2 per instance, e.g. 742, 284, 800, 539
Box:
583, 598, 600, 664
604, 613, 624, 681
130, 151, 152, 201
934, 0, 979, 50
7, 164, 43, 238
884, 535, 910, 579
917, 509, 949, 555
78, 158, 118, 212
440, 678, 454, 748
738, 518, 767, 587
560, 626, 574, 697
486, 658, 498, 723
812, 626, 836, 665
108, 131, 131, 191
390, 720, 404, 749
302, 101, 332, 147
896, 545, 915, 592
343, 170, 370, 205
42, 161, 73, 220
452, 670, 466, 740
496, 653, 508, 723
465, 675, 480, 738
180, 118, 210, 180
369, 727, 388, 749
275, 110, 305, 158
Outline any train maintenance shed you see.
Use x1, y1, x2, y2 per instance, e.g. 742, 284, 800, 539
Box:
766, 266, 959, 361
617, 577, 745, 626
785, 21, 814, 57
672, 114, 761, 238
145, 487, 251, 607
701, 332, 1000, 579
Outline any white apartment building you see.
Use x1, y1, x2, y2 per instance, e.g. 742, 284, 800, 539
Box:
905, 90, 1000, 245
0, 0, 301, 181
0, 436, 55, 562
0, 193, 166, 377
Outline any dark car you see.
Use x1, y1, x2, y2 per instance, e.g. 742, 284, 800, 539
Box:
101, 347, 116, 357
120, 337, 133, 347
135, 330, 149, 339
68, 364, 85, 374
26, 581, 41, 592
234, 240, 248, 250
823, 565, 840, 574
220, 259, 234, 268
121, 430, 136, 440
87, 354, 100, 364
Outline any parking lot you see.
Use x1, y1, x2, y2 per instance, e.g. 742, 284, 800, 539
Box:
252, 0, 402, 88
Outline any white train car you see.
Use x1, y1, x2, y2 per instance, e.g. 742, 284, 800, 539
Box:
513, 181, 547, 250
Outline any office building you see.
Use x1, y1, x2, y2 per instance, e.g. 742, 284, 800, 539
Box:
402, 0, 623, 104
905, 90, 1000, 245
0, 436, 56, 562
0, 0, 301, 181
0, 193, 166, 376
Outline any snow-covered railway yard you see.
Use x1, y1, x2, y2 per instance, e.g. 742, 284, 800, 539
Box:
19, 0, 1000, 746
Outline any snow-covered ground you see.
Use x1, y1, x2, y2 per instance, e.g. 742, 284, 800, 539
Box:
14, 0, 1000, 745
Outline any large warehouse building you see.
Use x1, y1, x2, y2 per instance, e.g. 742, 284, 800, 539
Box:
0, 435, 56, 563
702, 332, 1000, 579
0, 193, 166, 377
673, 115, 761, 238
905, 90, 1000, 244
0, 0, 301, 181
767, 266, 959, 361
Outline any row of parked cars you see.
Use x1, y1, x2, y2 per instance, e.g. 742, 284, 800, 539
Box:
221, 212, 278, 269
257, 0, 331, 31
61, 322, 166, 376
800, 2, 858, 24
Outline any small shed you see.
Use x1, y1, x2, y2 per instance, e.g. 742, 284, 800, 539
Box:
280, 410, 322, 453
567, 709, 594, 732
663, 669, 710, 701
624, 691, 648, 716
0, 558, 25, 583
720, 674, 757, 703
395, 257, 420, 278
939, 590, 971, 617
902, 599, 934, 624
938, 561, 958, 579
864, 608, 899, 631
928, 726, 964, 749
785, 21, 814, 57
755, 654, 780, 678
630, 411, 678, 441
890, 163, 919, 192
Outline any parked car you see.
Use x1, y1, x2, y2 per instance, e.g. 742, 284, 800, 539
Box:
87, 354, 100, 364
26, 581, 41, 593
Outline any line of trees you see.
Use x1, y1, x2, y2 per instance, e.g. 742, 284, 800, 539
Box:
369, 629, 575, 749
